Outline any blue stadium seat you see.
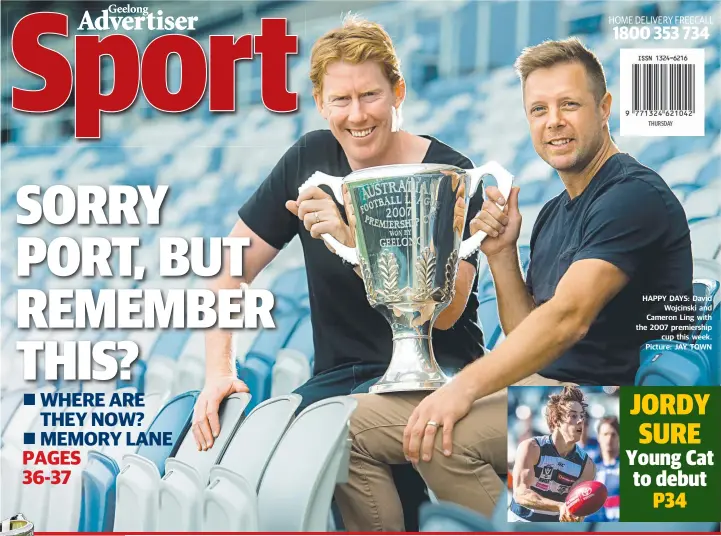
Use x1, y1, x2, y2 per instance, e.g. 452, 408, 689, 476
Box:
695, 155, 719, 187
284, 314, 314, 367
271, 314, 315, 396
517, 181, 548, 206
270, 267, 310, 314
237, 357, 274, 411
78, 451, 119, 532
478, 295, 502, 350
149, 330, 192, 361
138, 390, 199, 474
519, 245, 531, 277
245, 310, 306, 363
237, 306, 306, 409
636, 345, 712, 386
637, 140, 674, 169
1, 390, 25, 441
671, 182, 702, 203
420, 501, 496, 532
116, 357, 148, 393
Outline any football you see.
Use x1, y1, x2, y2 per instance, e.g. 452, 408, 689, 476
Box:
565, 481, 608, 517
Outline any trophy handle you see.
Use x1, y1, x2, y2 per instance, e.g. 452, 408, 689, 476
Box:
298, 171, 359, 265
458, 161, 515, 260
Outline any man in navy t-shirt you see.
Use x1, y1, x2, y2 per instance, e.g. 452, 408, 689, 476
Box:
402, 38, 692, 446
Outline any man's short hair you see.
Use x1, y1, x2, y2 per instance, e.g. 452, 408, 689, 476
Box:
597, 415, 620, 435
545, 386, 588, 431
514, 37, 607, 103
309, 14, 403, 97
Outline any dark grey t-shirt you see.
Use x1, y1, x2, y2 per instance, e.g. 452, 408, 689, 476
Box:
239, 130, 485, 375
527, 153, 692, 385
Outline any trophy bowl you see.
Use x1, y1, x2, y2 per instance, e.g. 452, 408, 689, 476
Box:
299, 161, 513, 394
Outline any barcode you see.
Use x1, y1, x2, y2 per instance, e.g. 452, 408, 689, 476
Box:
631, 63, 695, 113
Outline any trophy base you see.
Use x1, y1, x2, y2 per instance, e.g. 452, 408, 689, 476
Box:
369, 377, 449, 394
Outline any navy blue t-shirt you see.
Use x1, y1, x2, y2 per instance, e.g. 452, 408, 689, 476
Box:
526, 153, 692, 385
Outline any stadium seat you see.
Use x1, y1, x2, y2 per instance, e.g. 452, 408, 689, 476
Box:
519, 244, 531, 276
156, 393, 250, 531
636, 345, 712, 386
116, 357, 148, 394
690, 217, 721, 260
202, 394, 302, 531
239, 310, 307, 410
145, 356, 177, 399
420, 501, 496, 532
0, 390, 24, 443
237, 357, 274, 410
516, 180, 549, 206
270, 266, 310, 314
695, 155, 720, 186
78, 451, 119, 532
257, 396, 357, 531
684, 183, 721, 224
103, 391, 169, 464
0, 385, 55, 519
478, 295, 502, 350
694, 258, 721, 282
113, 391, 198, 532
271, 314, 314, 396
658, 152, 712, 187
73, 390, 168, 532
16, 388, 84, 530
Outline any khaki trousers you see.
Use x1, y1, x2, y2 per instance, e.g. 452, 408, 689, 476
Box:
334, 374, 575, 532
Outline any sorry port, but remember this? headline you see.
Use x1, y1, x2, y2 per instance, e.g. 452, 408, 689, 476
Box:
14, 184, 277, 382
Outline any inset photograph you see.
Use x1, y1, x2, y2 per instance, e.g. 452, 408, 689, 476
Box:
507, 386, 620, 523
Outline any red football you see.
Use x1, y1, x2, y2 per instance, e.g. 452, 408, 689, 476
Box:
565, 481, 608, 517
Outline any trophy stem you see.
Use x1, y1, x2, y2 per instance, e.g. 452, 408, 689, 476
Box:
369, 324, 449, 394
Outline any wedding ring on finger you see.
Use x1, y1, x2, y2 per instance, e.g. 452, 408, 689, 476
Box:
315, 212, 321, 224
426, 420, 440, 428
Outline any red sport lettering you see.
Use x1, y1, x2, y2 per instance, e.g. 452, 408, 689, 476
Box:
254, 18, 298, 113
11, 12, 73, 113
10, 12, 299, 138
75, 34, 140, 138
142, 35, 206, 113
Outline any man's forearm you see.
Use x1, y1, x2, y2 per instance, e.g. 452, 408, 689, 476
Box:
458, 298, 588, 400
515, 488, 562, 513
205, 274, 247, 377
204, 329, 237, 376
487, 247, 535, 333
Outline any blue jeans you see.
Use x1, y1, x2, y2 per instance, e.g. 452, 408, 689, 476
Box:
292, 362, 388, 413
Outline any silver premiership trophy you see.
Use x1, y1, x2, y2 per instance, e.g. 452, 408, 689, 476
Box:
299, 162, 513, 394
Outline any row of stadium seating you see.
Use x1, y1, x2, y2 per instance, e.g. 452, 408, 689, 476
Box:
1, 385, 355, 532
4, 383, 719, 533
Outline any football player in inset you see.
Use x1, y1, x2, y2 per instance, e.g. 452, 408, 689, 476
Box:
509, 386, 597, 522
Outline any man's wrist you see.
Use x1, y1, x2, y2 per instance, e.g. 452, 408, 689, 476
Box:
454, 365, 486, 402
486, 245, 519, 267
